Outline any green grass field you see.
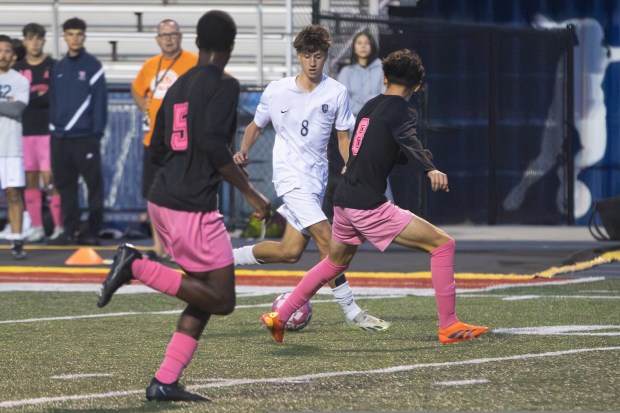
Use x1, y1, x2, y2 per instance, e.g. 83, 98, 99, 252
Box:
1, 278, 619, 412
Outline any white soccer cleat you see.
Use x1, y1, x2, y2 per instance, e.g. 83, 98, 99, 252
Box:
346, 311, 391, 332
25, 226, 46, 243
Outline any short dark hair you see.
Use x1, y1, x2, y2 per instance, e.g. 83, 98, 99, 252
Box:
23, 23, 46, 38
382, 49, 425, 88
0, 35, 12, 48
293, 25, 331, 54
11, 38, 25, 62
62, 17, 86, 32
196, 10, 236, 52
349, 30, 379, 65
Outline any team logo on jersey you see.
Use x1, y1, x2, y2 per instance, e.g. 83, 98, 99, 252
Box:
78, 71, 87, 81
20, 69, 32, 83
322, 104, 328, 113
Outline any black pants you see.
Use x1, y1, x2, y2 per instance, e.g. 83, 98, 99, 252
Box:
51, 137, 104, 236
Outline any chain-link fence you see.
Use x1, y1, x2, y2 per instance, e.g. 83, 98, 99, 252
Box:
313, 4, 575, 225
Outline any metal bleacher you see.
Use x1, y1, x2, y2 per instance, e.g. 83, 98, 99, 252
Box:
1, 0, 304, 85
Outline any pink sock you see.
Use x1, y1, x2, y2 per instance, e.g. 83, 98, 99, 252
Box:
278, 258, 348, 323
49, 194, 62, 229
131, 258, 182, 296
430, 239, 459, 329
25, 189, 42, 227
155, 332, 198, 384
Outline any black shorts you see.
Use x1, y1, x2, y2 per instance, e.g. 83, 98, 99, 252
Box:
141, 146, 160, 199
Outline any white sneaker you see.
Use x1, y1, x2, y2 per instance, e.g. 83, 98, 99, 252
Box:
346, 311, 391, 332
25, 226, 46, 243
48, 227, 64, 241
0, 224, 11, 240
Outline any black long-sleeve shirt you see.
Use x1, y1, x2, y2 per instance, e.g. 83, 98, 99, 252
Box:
334, 94, 436, 210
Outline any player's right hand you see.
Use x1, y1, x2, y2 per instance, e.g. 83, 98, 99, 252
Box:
233, 150, 250, 166
248, 192, 271, 221
427, 169, 449, 192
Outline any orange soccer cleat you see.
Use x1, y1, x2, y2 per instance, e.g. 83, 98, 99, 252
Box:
438, 321, 489, 344
260, 311, 285, 342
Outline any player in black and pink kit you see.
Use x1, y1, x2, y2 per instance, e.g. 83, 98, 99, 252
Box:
96, 10, 270, 402
260, 49, 488, 345
13, 23, 63, 243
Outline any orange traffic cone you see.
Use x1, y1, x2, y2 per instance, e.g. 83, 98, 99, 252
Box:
65, 247, 104, 265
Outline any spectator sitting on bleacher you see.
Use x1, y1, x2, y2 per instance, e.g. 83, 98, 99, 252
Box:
131, 19, 197, 262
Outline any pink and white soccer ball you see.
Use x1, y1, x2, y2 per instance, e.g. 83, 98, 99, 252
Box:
271, 292, 312, 331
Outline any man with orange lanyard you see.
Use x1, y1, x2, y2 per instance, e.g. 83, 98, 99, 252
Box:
132, 19, 197, 260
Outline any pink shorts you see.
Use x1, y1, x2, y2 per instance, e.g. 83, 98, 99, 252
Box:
23, 135, 51, 172
332, 202, 414, 252
147, 202, 234, 272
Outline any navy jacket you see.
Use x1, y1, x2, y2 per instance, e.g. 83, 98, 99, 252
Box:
50, 48, 107, 139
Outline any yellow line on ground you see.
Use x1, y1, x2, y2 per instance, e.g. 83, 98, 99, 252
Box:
1, 250, 618, 279
535, 250, 620, 278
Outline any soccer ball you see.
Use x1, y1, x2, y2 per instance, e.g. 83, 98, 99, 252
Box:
271, 292, 312, 331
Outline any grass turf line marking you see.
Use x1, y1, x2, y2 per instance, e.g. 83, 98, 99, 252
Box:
495, 325, 620, 336
500, 294, 620, 301
1, 289, 616, 326
50, 373, 113, 380
2, 346, 618, 408
434, 379, 490, 386
0, 297, 400, 325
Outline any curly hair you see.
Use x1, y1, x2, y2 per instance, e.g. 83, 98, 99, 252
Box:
293, 24, 332, 54
382, 49, 425, 88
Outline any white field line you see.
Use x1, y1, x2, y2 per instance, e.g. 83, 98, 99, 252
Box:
0, 276, 606, 295
2, 291, 618, 326
1, 346, 619, 409
50, 373, 113, 380
434, 379, 490, 386
495, 325, 620, 336
500, 294, 620, 301
0, 296, 400, 325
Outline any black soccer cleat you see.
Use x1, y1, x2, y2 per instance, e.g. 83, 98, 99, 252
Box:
10, 240, 26, 261
97, 243, 142, 308
145, 378, 211, 402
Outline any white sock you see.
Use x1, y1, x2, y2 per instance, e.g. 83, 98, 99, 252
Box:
331, 281, 362, 321
233, 245, 261, 266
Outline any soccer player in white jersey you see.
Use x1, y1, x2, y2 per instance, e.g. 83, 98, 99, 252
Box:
260, 49, 488, 345
0, 35, 29, 260
233, 25, 390, 332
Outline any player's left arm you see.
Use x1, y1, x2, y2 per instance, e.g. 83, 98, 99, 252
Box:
0, 76, 29, 119
392, 104, 448, 192
90, 64, 107, 138
0, 101, 26, 119
204, 80, 271, 219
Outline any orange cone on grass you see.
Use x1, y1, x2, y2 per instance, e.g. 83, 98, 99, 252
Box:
65, 248, 104, 265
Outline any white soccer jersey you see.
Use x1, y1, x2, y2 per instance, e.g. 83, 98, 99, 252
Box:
0, 69, 29, 157
254, 74, 354, 196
